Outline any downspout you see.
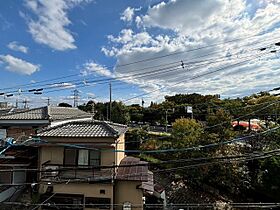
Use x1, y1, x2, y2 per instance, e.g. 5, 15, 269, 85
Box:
113, 137, 120, 210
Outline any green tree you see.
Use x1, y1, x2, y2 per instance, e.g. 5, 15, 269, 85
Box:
206, 108, 234, 141
58, 102, 72, 107
111, 101, 130, 124
77, 100, 95, 112
171, 118, 203, 147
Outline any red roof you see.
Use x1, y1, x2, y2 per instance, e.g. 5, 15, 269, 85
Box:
232, 121, 261, 130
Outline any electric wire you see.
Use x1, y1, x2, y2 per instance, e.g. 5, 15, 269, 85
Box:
1, 37, 279, 97
1, 32, 277, 93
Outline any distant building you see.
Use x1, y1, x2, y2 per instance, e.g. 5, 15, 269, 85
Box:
0, 106, 92, 142
232, 120, 262, 131
0, 102, 8, 109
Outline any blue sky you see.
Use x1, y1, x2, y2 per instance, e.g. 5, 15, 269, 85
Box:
0, 0, 280, 108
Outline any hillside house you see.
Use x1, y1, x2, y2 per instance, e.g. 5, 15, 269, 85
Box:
0, 106, 91, 203
35, 120, 155, 210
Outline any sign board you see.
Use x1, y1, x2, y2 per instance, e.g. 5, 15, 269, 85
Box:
0, 129, 6, 140
186, 106, 193, 113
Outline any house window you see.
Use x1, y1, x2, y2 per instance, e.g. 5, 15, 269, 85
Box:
64, 148, 77, 166
0, 168, 12, 184
78, 149, 89, 166
0, 129, 6, 140
89, 150, 101, 166
64, 148, 101, 167
85, 197, 111, 209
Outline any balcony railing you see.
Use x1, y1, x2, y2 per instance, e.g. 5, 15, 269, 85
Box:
41, 163, 114, 183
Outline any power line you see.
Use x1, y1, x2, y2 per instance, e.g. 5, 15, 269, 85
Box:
0, 32, 275, 93
122, 50, 272, 102
38, 48, 264, 98
17, 124, 279, 155
1, 37, 279, 97
0, 148, 279, 173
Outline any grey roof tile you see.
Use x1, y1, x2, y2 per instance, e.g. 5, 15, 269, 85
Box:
0, 106, 91, 121
48, 106, 91, 121
0, 107, 48, 120
37, 120, 127, 138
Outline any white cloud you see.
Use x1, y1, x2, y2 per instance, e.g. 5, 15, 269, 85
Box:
0, 54, 40, 75
102, 0, 280, 103
24, 0, 91, 51
142, 0, 225, 33
7, 41, 29, 53
82, 61, 114, 77
103, 29, 156, 56
120, 7, 135, 22
120, 6, 141, 22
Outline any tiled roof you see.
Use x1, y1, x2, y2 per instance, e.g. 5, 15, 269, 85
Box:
37, 120, 127, 138
48, 106, 91, 121
0, 107, 48, 120
141, 171, 154, 192
106, 122, 128, 135
0, 106, 91, 121
117, 156, 149, 181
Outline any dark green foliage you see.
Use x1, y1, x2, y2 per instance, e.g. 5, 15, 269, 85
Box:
58, 102, 72, 107
77, 100, 95, 112
125, 128, 149, 154
79, 101, 130, 124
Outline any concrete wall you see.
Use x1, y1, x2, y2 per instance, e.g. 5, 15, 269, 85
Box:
40, 181, 144, 210
115, 181, 144, 210
116, 134, 125, 166
40, 183, 113, 210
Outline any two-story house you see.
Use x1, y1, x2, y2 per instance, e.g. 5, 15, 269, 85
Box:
0, 106, 92, 203
35, 120, 152, 210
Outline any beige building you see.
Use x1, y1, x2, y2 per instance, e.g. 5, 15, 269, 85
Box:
0, 106, 91, 203
36, 120, 154, 210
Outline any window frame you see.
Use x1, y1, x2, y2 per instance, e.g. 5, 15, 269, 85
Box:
63, 148, 78, 166
63, 148, 101, 167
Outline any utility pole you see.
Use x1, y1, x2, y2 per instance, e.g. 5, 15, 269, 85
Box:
165, 110, 168, 132
106, 104, 109, 121
73, 89, 79, 107
275, 102, 279, 121
109, 82, 112, 121
23, 99, 28, 109
16, 88, 21, 108
165, 108, 175, 132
